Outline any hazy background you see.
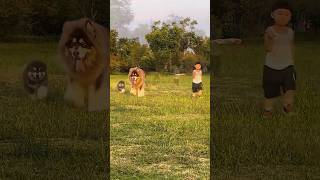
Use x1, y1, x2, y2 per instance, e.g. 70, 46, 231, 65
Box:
111, 0, 210, 43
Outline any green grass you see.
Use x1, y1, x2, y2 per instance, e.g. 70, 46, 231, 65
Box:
110, 73, 210, 179
212, 40, 320, 179
0, 43, 108, 179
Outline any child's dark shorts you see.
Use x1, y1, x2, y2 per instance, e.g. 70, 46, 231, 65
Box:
192, 82, 203, 93
263, 65, 296, 99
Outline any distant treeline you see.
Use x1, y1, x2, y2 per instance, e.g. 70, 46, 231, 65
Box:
212, 0, 320, 38
0, 0, 108, 38
111, 18, 210, 73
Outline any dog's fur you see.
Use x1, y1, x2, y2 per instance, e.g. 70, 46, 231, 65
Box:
128, 67, 145, 97
22, 60, 48, 99
58, 18, 108, 111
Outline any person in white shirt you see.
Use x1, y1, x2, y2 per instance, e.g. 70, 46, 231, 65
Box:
263, 1, 296, 118
192, 62, 203, 97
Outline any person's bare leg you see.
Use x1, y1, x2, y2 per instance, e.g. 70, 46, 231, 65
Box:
197, 90, 202, 96
263, 98, 275, 117
283, 90, 295, 113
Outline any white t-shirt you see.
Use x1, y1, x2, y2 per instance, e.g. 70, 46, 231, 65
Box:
265, 26, 294, 70
193, 70, 202, 83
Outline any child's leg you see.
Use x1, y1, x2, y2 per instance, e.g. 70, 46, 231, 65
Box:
264, 98, 275, 111
263, 98, 276, 118
282, 66, 296, 113
283, 90, 295, 112
197, 82, 203, 96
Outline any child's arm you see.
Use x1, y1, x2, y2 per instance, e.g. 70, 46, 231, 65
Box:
291, 29, 295, 62
192, 70, 196, 79
264, 27, 275, 52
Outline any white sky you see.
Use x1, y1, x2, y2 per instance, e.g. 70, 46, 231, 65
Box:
129, 0, 210, 36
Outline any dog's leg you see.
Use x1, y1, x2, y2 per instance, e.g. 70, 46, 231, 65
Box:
130, 87, 136, 95
138, 84, 145, 97
37, 86, 48, 99
139, 88, 145, 97
64, 79, 85, 108
88, 81, 107, 111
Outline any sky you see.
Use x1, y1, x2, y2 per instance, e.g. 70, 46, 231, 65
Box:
129, 0, 210, 36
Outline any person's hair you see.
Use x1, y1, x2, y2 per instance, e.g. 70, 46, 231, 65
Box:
271, 1, 292, 13
266, 1, 293, 27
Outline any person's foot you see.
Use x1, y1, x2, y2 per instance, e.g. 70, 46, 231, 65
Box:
283, 104, 296, 116
262, 110, 272, 118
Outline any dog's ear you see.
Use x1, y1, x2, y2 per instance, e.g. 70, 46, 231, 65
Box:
85, 20, 96, 40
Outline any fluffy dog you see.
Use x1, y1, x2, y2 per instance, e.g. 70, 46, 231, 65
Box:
58, 18, 108, 111
117, 80, 126, 93
128, 67, 145, 97
22, 60, 48, 99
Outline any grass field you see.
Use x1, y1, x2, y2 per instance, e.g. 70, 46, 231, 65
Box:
212, 40, 320, 179
0, 43, 108, 179
110, 73, 210, 179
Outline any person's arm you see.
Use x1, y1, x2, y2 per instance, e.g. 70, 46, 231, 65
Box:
264, 27, 275, 52
291, 30, 295, 62
192, 70, 196, 79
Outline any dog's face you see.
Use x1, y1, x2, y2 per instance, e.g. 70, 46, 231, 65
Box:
65, 28, 94, 72
130, 70, 140, 84
27, 61, 47, 82
117, 81, 125, 93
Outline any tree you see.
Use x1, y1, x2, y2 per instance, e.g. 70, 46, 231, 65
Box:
146, 18, 206, 72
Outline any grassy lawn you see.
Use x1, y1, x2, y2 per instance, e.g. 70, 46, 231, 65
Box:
212, 40, 320, 179
110, 73, 210, 179
0, 43, 108, 179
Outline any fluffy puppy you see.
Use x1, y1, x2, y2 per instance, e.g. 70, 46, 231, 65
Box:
58, 18, 108, 111
128, 67, 145, 97
117, 80, 126, 93
22, 60, 48, 99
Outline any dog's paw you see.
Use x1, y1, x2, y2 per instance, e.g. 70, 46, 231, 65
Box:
37, 86, 48, 99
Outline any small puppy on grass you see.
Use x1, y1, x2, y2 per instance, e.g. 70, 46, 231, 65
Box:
22, 60, 48, 99
117, 80, 126, 93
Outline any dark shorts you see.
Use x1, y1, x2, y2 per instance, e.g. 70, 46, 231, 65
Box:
192, 82, 203, 93
263, 65, 296, 99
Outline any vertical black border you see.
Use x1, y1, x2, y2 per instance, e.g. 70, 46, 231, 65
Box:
106, 0, 111, 178
210, 1, 214, 179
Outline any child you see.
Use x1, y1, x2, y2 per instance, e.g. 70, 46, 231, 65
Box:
263, 1, 296, 118
192, 62, 203, 97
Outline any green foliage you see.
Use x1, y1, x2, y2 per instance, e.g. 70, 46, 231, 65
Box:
0, 0, 109, 37
213, 0, 320, 37
145, 18, 209, 72
111, 17, 210, 73
110, 31, 155, 72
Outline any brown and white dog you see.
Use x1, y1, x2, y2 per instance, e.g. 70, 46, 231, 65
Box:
58, 18, 108, 111
128, 67, 145, 97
